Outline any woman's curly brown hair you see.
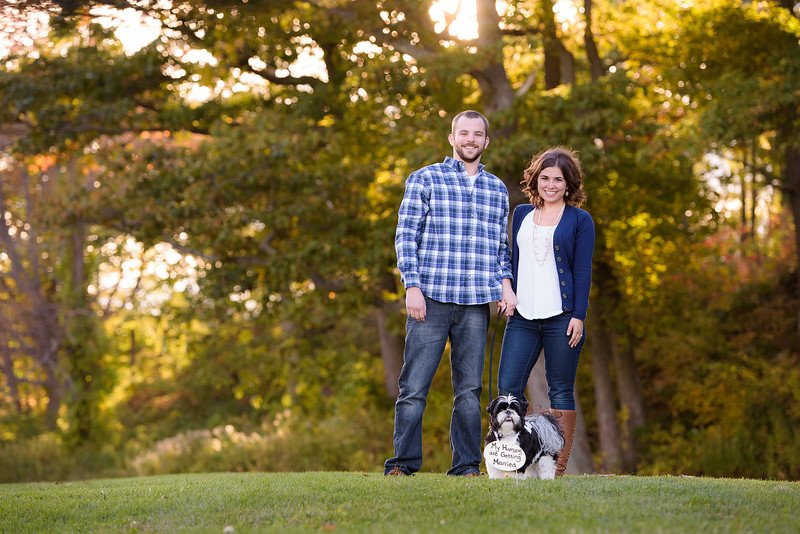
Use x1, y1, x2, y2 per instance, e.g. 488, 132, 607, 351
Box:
521, 146, 587, 208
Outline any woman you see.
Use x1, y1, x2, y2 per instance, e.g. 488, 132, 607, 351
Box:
496, 146, 595, 476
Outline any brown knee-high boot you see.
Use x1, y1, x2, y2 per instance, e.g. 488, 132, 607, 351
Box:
552, 409, 577, 477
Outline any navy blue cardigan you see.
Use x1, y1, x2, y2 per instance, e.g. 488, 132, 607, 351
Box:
510, 204, 595, 321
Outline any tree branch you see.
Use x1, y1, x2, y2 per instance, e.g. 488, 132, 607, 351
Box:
516, 64, 542, 97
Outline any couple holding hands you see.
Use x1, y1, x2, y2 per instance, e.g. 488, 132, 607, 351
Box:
385, 110, 594, 477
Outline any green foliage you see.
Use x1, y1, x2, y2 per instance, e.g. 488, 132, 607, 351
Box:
616, 0, 800, 146
699, 380, 800, 480
0, 152, 130, 446
1, 473, 798, 533
93, 104, 409, 306
0, 29, 194, 153
632, 224, 800, 480
128, 404, 393, 476
0, 434, 121, 484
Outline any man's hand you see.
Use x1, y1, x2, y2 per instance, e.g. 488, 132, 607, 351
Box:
497, 279, 517, 317
405, 286, 426, 321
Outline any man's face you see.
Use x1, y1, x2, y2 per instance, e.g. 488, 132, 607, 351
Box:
449, 117, 489, 164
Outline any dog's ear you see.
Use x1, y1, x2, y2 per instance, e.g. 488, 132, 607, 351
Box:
519, 397, 529, 415
486, 397, 497, 414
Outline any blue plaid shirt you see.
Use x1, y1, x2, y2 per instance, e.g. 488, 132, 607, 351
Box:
396, 157, 513, 305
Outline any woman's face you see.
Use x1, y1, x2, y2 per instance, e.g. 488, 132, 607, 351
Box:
537, 166, 567, 205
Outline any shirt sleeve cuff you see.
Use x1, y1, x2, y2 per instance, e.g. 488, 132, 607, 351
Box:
402, 275, 421, 289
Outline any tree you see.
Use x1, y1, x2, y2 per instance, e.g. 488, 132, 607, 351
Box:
0, 23, 210, 443
619, 0, 800, 330
0, 152, 117, 443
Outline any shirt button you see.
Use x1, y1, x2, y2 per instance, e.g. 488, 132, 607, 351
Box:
561, 281, 566, 286
562, 294, 567, 299
555, 245, 560, 250
558, 269, 564, 274
557, 257, 562, 262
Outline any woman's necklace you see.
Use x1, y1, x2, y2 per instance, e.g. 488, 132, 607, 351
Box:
532, 204, 566, 265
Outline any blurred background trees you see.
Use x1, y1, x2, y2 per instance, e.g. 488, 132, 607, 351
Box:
1, 0, 799, 481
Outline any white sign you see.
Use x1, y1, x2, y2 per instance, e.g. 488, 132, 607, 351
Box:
483, 441, 526, 471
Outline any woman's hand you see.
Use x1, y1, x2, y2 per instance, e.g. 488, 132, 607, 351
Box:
567, 318, 584, 348
498, 279, 518, 317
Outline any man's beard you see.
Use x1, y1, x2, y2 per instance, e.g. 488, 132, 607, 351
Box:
455, 142, 485, 163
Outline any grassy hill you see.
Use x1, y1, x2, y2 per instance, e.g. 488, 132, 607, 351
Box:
2, 472, 798, 533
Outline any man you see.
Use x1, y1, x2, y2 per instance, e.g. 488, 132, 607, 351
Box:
385, 110, 517, 476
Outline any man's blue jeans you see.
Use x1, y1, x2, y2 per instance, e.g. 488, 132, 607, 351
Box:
384, 298, 490, 476
496, 312, 584, 411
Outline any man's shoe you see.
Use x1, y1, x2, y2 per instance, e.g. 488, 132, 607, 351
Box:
462, 471, 482, 477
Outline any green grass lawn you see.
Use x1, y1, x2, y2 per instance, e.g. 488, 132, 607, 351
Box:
1, 472, 797, 533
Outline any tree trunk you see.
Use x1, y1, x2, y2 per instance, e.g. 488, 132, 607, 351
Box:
375, 307, 404, 399
584, 0, 605, 82
375, 272, 405, 398
526, 352, 596, 474
526, 350, 549, 413
740, 164, 748, 242
473, 0, 516, 114
0, 169, 66, 428
540, 0, 563, 89
610, 330, 643, 471
63, 157, 110, 445
65, 219, 95, 443
0, 338, 23, 413
783, 140, 800, 334
556, 40, 576, 86
592, 221, 644, 471
43, 363, 63, 428
587, 306, 623, 472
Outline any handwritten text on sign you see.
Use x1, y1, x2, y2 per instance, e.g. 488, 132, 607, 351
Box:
483, 441, 526, 471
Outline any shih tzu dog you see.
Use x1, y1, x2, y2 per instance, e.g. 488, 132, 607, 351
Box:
484, 395, 564, 480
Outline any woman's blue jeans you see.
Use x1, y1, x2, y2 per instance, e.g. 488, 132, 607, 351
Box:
496, 312, 584, 411
384, 298, 490, 476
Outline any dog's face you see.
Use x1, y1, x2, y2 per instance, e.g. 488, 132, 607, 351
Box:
487, 395, 528, 436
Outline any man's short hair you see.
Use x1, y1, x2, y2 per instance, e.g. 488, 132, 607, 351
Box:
451, 110, 489, 137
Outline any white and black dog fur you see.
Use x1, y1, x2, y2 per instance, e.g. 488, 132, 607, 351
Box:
485, 395, 564, 480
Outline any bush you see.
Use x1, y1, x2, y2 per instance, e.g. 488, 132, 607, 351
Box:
128, 405, 395, 476
0, 434, 120, 483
